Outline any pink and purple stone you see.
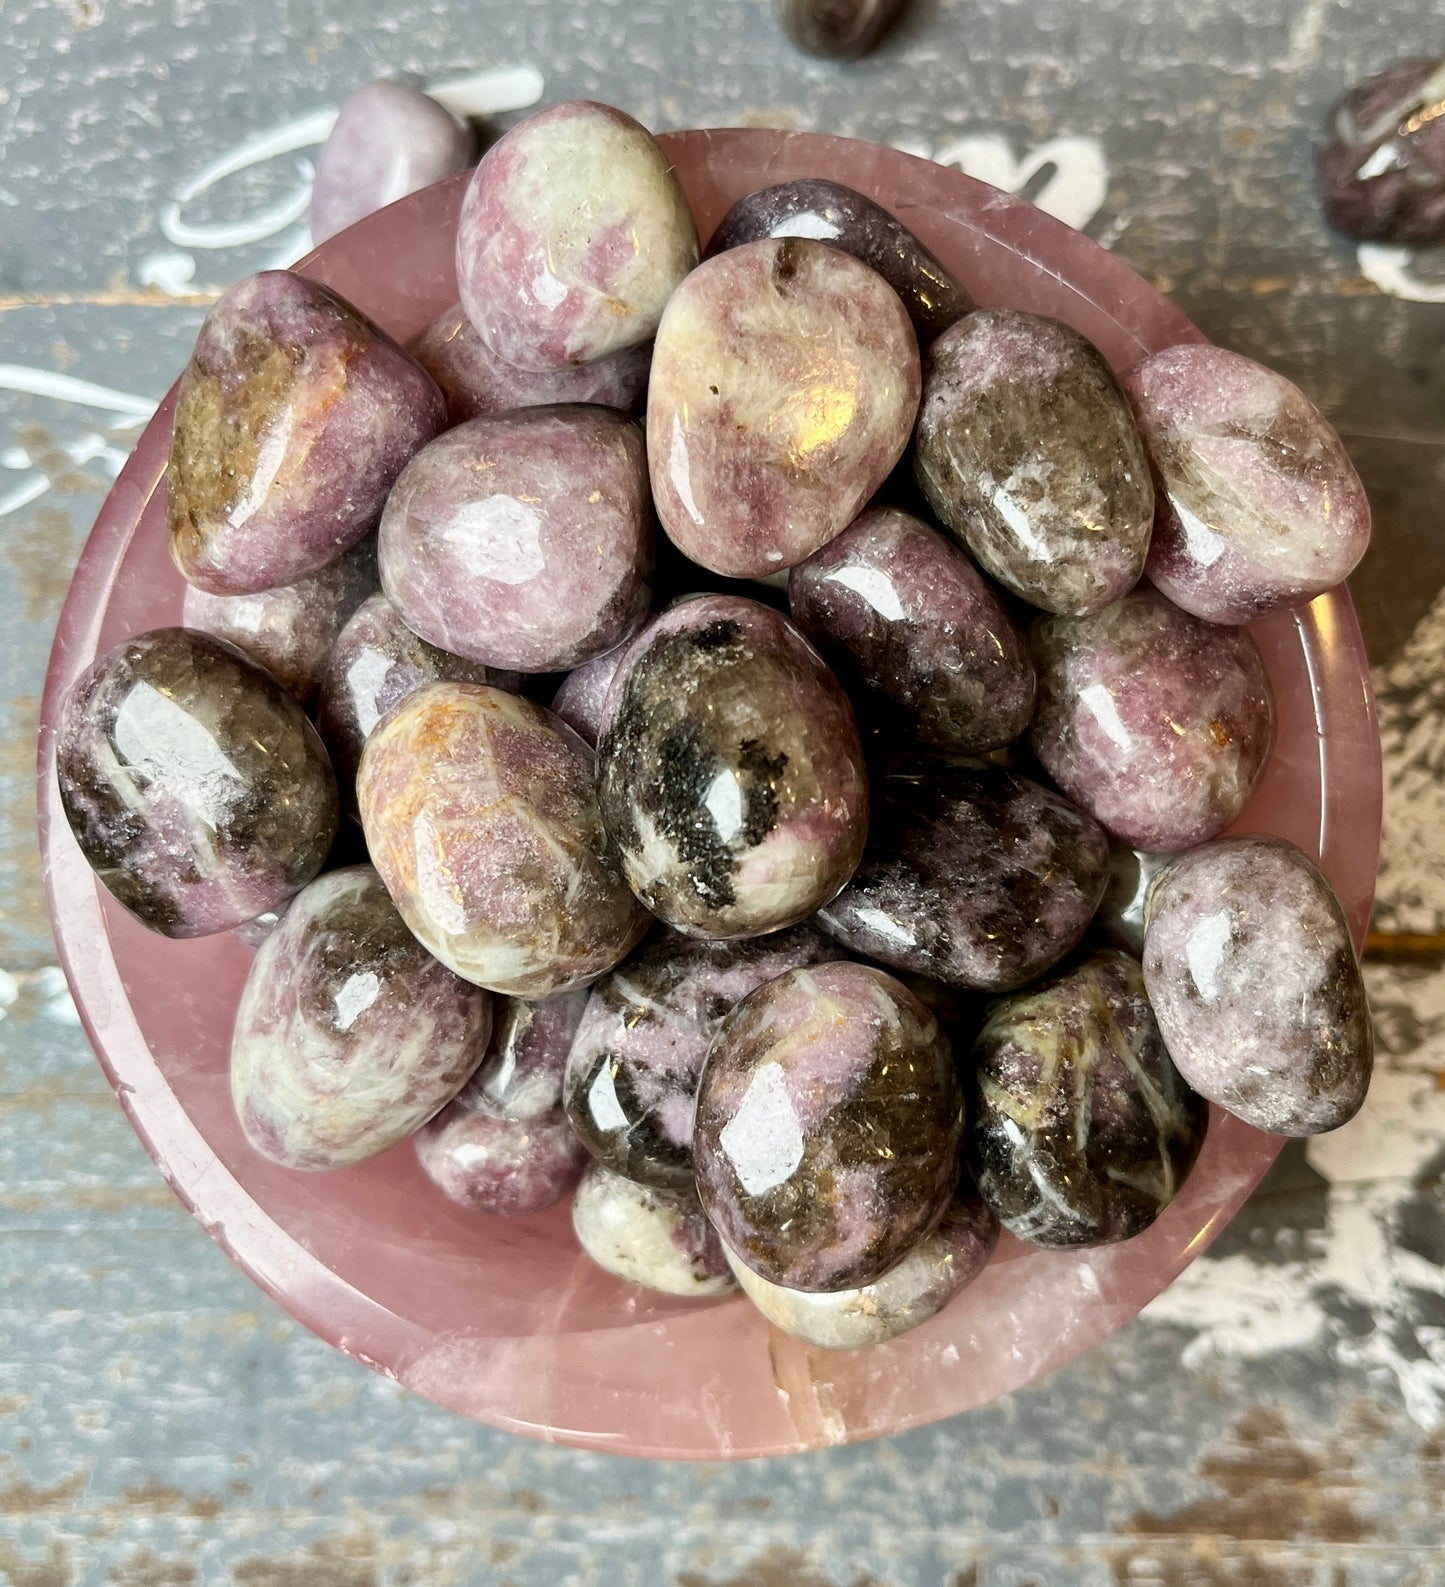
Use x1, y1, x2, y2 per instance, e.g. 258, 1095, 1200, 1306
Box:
468, 990, 590, 1122
694, 961, 964, 1293
56, 629, 338, 938
167, 271, 444, 596
456, 101, 699, 371
230, 866, 491, 1171
1125, 345, 1371, 625
647, 238, 921, 578
550, 643, 633, 748
378, 406, 654, 674
415, 1105, 588, 1216
1028, 588, 1276, 852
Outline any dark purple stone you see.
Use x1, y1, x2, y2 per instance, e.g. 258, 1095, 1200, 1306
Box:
774, 0, 911, 58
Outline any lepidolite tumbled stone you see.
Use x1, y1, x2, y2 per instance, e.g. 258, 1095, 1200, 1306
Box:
1143, 837, 1373, 1136
416, 1102, 588, 1215
181, 535, 377, 704
470, 990, 589, 1122
598, 596, 869, 939
550, 643, 632, 749
969, 950, 1207, 1248
231, 866, 490, 1171
694, 962, 964, 1292
358, 683, 649, 997
708, 179, 971, 342
563, 923, 839, 1191
315, 593, 492, 802
1125, 345, 1371, 625
818, 761, 1109, 992
914, 309, 1154, 615
310, 80, 475, 245
1029, 590, 1276, 851
56, 629, 338, 938
788, 507, 1034, 753
457, 101, 699, 371
1097, 842, 1174, 956
725, 1190, 998, 1349
379, 406, 653, 673
1317, 58, 1445, 245
648, 238, 921, 577
409, 303, 652, 427
775, 0, 910, 58
572, 1164, 738, 1298
168, 271, 444, 595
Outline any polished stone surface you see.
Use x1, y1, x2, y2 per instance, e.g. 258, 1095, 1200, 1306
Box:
818, 760, 1110, 991
549, 642, 631, 748
571, 1164, 738, 1297
415, 1102, 587, 1215
647, 237, 920, 577
230, 866, 491, 1171
358, 682, 649, 996
1127, 344, 1372, 625
56, 628, 338, 937
598, 595, 869, 938
563, 923, 839, 1190
310, 80, 475, 245
379, 406, 653, 673
1097, 841, 1174, 955
469, 990, 589, 1122
408, 302, 652, 426
167, 271, 444, 594
914, 308, 1154, 615
1029, 589, 1276, 851
694, 962, 964, 1292
788, 506, 1034, 753
774, 0, 910, 58
1144, 836, 1374, 1136
707, 177, 971, 340
457, 100, 698, 370
969, 949, 1208, 1247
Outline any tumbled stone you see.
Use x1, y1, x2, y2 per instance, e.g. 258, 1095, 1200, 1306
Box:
725, 1190, 998, 1348
233, 905, 288, 952
1125, 345, 1371, 625
56, 629, 338, 938
1029, 590, 1275, 851
457, 100, 699, 371
969, 949, 1207, 1248
550, 643, 631, 748
168, 271, 444, 595
1318, 58, 1445, 244
358, 683, 649, 996
775, 0, 910, 57
648, 238, 921, 577
1097, 842, 1174, 956
416, 1103, 587, 1215
694, 962, 963, 1292
1143, 836, 1373, 1136
563, 923, 839, 1191
914, 308, 1154, 615
818, 760, 1109, 991
571, 1164, 738, 1297
788, 507, 1034, 753
708, 179, 971, 341
469, 990, 590, 1122
409, 303, 652, 426
181, 535, 377, 705
598, 596, 869, 939
310, 80, 475, 245
315, 593, 492, 803
379, 406, 654, 673
231, 866, 491, 1170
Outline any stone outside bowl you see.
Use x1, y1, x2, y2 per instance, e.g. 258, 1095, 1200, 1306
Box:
37, 129, 1382, 1460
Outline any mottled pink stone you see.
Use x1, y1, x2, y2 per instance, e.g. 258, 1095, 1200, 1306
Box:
378, 406, 654, 673
694, 962, 964, 1292
1028, 589, 1276, 851
181, 535, 377, 704
647, 238, 921, 577
230, 866, 491, 1171
550, 643, 632, 748
1143, 837, 1373, 1136
415, 1105, 587, 1215
571, 1164, 738, 1297
167, 271, 444, 595
788, 506, 1034, 752
408, 303, 651, 426
310, 81, 476, 246
1125, 345, 1371, 625
468, 990, 590, 1121
357, 683, 650, 997
457, 101, 699, 371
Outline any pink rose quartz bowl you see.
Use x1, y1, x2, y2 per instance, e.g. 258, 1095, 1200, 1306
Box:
37, 129, 1381, 1460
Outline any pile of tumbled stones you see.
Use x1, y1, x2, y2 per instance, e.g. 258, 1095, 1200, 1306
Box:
56, 96, 1374, 1351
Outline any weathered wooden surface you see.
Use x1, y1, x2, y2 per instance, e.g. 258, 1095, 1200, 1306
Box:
3, 0, 1445, 1580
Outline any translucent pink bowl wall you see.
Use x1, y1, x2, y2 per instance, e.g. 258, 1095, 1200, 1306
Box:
37, 130, 1382, 1460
